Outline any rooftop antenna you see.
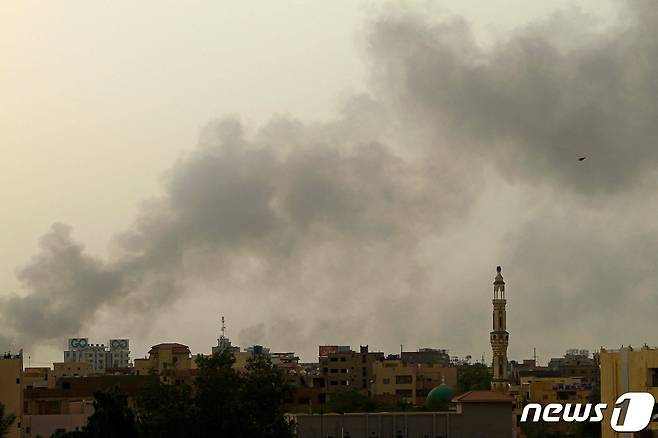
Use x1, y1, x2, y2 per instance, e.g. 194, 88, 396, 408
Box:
221, 316, 226, 339
533, 347, 537, 363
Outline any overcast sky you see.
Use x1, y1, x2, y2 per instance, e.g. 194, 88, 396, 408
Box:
3, 0, 649, 366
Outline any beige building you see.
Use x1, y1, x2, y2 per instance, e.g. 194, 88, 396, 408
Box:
600, 346, 658, 438
22, 367, 51, 390
134, 343, 196, 384
52, 362, 95, 382
516, 375, 591, 405
319, 345, 385, 396
371, 359, 457, 405
0, 353, 23, 438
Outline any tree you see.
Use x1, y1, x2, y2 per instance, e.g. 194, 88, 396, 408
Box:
134, 379, 193, 438
239, 354, 295, 437
192, 349, 244, 437
0, 402, 16, 438
456, 363, 491, 394
192, 350, 294, 438
84, 390, 138, 438
325, 389, 376, 413
574, 384, 602, 438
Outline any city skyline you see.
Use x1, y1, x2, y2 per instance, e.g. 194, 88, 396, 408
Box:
3, 0, 658, 369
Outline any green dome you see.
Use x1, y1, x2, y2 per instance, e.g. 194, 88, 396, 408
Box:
426, 383, 454, 410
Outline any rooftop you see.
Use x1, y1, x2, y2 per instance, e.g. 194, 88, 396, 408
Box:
452, 391, 514, 403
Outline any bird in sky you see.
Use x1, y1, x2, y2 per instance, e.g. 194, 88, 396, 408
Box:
578, 157, 586, 161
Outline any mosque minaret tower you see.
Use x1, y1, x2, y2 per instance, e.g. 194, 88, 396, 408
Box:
490, 266, 509, 391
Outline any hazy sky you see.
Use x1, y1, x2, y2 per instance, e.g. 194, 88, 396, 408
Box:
1, 0, 643, 366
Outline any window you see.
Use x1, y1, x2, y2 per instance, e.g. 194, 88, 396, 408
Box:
340, 357, 346, 362
395, 389, 412, 397
649, 368, 658, 387
15, 378, 20, 384
396, 375, 412, 385
330, 357, 338, 362
383, 378, 390, 384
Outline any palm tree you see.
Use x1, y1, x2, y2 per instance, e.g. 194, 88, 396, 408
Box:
0, 402, 17, 438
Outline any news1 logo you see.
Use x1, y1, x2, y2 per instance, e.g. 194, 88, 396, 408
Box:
520, 392, 656, 432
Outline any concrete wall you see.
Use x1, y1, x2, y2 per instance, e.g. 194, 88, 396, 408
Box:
293, 403, 513, 438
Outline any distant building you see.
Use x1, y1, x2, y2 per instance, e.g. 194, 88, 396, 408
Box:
0, 352, 23, 438
515, 374, 591, 405
293, 391, 514, 438
318, 345, 351, 358
600, 345, 658, 438
52, 362, 94, 382
319, 345, 385, 396
400, 348, 451, 367
63, 338, 130, 372
371, 358, 457, 405
547, 349, 599, 385
134, 343, 195, 384
23, 375, 157, 438
22, 367, 51, 389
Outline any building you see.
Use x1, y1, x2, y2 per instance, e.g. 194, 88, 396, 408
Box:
371, 359, 457, 405
516, 374, 592, 404
23, 375, 157, 438
600, 345, 658, 438
293, 391, 514, 438
22, 367, 51, 389
63, 338, 130, 372
490, 266, 510, 392
52, 362, 95, 382
23, 400, 93, 438
0, 352, 23, 438
400, 348, 451, 367
134, 343, 195, 379
547, 349, 599, 385
319, 345, 385, 396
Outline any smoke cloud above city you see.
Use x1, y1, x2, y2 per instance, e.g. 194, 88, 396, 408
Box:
2, 0, 658, 361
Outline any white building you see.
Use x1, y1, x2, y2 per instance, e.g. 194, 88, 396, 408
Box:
64, 338, 130, 372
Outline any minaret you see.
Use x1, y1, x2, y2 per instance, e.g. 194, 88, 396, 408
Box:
490, 266, 509, 391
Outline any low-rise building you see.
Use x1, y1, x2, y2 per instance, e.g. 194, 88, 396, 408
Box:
548, 349, 599, 385
600, 345, 658, 438
371, 359, 457, 406
23, 375, 157, 438
0, 352, 23, 438
52, 362, 95, 382
401, 348, 451, 367
293, 391, 515, 438
134, 343, 198, 386
22, 367, 51, 389
319, 345, 385, 396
